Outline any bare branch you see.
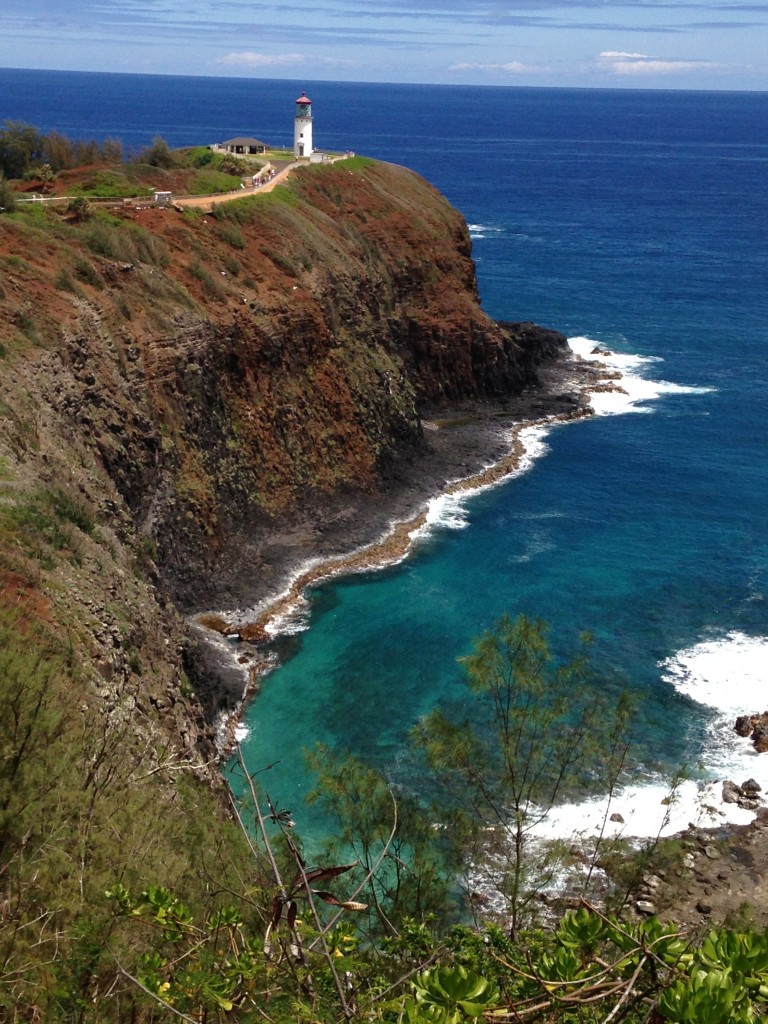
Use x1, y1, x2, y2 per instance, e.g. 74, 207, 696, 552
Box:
113, 958, 200, 1023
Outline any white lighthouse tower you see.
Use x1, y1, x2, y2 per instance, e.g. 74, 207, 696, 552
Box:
293, 92, 313, 159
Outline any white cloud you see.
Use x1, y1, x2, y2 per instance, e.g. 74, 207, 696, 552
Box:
597, 51, 723, 75
612, 59, 722, 74
599, 51, 648, 59
215, 51, 304, 67
315, 55, 359, 66
449, 60, 545, 74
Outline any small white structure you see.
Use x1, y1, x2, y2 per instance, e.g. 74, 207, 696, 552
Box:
220, 137, 267, 155
293, 92, 313, 159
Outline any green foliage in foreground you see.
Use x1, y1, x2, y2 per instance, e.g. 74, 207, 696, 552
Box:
54, 886, 768, 1023
0, 599, 251, 1021
3, 608, 762, 1022
413, 613, 638, 937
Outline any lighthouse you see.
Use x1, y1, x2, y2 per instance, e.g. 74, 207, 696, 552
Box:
293, 92, 313, 159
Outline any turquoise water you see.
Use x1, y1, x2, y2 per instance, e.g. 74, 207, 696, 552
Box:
230, 86, 768, 837
4, 70, 766, 837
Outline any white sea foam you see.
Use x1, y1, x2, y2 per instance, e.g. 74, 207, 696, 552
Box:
220, 424, 557, 648
660, 632, 768, 788
420, 492, 472, 532
529, 778, 754, 844
529, 632, 768, 843
661, 632, 768, 716
569, 336, 714, 417
468, 223, 502, 239
407, 424, 552, 545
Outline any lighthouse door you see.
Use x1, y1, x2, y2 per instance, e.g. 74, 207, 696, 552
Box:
298, 143, 304, 156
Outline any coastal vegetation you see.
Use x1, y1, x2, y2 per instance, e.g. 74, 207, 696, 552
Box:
0, 128, 765, 1020
0, 121, 251, 201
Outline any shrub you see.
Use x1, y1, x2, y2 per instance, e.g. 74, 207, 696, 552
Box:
80, 216, 168, 267
66, 195, 92, 221
192, 148, 214, 167
13, 306, 37, 342
82, 221, 124, 259
267, 250, 299, 277
189, 259, 227, 300
222, 253, 240, 276
216, 221, 246, 249
0, 175, 16, 214
74, 256, 104, 289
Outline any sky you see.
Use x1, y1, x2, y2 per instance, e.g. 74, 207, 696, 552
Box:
1, 0, 766, 91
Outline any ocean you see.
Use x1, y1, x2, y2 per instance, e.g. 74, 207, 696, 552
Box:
4, 68, 767, 844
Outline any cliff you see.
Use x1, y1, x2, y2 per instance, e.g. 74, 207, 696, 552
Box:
2, 159, 568, 610
0, 157, 569, 1000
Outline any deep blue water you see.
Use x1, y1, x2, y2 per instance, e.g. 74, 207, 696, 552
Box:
4, 69, 767, 837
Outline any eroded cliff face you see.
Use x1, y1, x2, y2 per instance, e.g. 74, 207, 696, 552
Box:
1, 157, 572, 719
0, 156, 570, 959
1, 158, 566, 616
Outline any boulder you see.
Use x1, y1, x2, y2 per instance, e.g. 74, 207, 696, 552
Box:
723, 780, 742, 804
734, 711, 768, 752
753, 725, 768, 753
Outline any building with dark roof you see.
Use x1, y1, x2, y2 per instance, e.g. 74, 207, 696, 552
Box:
220, 137, 267, 155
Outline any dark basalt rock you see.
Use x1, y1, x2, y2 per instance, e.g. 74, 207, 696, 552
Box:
734, 712, 768, 752
722, 779, 764, 810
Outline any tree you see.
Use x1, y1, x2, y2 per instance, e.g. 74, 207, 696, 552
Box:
413, 613, 635, 937
0, 175, 16, 214
141, 136, 175, 169
305, 745, 457, 936
100, 136, 124, 164
0, 120, 43, 179
41, 128, 75, 170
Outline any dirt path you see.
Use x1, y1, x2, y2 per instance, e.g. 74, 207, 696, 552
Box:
173, 161, 299, 213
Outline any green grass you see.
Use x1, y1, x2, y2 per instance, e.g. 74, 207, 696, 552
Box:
71, 170, 153, 199
211, 196, 259, 224
253, 183, 302, 209
78, 213, 169, 267
263, 148, 294, 161
335, 155, 375, 172
188, 169, 245, 196
3, 252, 30, 269
0, 484, 95, 559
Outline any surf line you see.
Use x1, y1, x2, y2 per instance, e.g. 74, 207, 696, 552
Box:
199, 403, 607, 649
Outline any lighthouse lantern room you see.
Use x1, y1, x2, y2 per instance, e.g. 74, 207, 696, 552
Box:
293, 92, 313, 158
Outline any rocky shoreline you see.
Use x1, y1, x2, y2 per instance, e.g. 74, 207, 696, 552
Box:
189, 343, 768, 933
192, 349, 616, 719
637, 811, 768, 931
